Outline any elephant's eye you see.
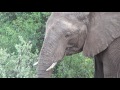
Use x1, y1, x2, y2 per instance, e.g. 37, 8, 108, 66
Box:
65, 32, 72, 38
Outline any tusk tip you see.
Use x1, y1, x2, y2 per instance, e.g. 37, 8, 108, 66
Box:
33, 62, 38, 66
46, 62, 57, 71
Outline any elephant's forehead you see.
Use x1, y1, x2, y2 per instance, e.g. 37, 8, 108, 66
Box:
47, 19, 78, 32
61, 20, 78, 30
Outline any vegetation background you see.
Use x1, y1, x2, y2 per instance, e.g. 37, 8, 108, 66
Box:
0, 12, 94, 78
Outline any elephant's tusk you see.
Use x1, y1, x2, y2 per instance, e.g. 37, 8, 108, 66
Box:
46, 62, 57, 71
33, 62, 38, 66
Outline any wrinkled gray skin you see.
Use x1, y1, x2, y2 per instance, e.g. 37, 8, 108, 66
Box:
37, 12, 120, 78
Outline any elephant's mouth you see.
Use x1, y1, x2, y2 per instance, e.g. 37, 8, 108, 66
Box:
65, 46, 83, 56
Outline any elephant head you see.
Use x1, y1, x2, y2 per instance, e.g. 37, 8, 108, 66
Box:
37, 12, 120, 78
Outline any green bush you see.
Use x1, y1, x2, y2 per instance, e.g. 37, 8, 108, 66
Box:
0, 12, 51, 53
52, 53, 94, 78
0, 36, 38, 78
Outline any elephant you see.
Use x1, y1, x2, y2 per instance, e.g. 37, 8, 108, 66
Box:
37, 12, 120, 78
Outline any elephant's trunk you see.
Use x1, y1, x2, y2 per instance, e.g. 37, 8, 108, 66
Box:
37, 34, 65, 78
37, 41, 55, 78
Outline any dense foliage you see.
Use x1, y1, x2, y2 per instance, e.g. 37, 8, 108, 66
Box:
53, 53, 94, 78
0, 12, 94, 78
0, 36, 38, 77
0, 12, 50, 53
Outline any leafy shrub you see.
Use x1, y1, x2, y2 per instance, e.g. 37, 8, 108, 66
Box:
0, 12, 51, 53
0, 36, 38, 78
52, 53, 94, 78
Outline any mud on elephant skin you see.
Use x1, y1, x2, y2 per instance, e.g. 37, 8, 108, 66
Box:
37, 12, 120, 78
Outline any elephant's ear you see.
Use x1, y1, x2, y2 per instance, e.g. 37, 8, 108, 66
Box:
83, 12, 120, 57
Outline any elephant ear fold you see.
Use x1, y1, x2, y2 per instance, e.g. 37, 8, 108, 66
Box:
83, 12, 120, 58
